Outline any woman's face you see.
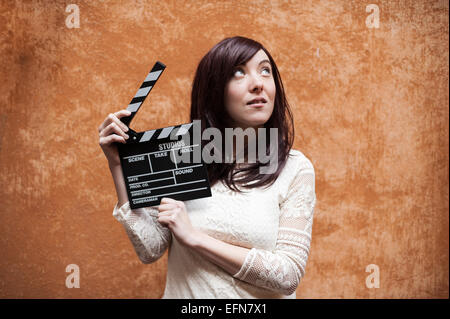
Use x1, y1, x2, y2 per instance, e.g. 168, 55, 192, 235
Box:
224, 49, 276, 131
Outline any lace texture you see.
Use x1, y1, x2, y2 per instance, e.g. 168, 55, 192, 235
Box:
112, 201, 171, 263
232, 158, 316, 295
111, 149, 316, 298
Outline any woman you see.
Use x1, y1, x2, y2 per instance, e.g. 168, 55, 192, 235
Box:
98, 36, 316, 298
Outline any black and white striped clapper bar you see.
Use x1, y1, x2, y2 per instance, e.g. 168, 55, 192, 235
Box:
118, 61, 212, 209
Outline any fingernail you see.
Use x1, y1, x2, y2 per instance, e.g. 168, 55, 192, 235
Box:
125, 134, 129, 139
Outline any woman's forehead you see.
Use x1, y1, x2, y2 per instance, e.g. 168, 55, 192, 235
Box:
244, 49, 270, 66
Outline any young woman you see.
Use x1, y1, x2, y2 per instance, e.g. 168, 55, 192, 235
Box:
98, 36, 316, 298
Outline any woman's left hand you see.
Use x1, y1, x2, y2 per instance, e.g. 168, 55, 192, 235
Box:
157, 197, 200, 247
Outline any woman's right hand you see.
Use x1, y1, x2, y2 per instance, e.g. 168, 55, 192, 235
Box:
98, 109, 131, 167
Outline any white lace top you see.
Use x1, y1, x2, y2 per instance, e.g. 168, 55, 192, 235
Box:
112, 149, 316, 298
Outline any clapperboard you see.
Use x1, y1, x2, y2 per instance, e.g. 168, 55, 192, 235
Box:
118, 61, 212, 209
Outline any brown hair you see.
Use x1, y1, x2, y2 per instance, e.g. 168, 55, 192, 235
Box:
190, 36, 295, 192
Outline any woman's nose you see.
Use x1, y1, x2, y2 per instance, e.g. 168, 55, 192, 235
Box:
249, 74, 263, 93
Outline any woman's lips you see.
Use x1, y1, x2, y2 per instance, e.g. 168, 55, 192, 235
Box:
247, 103, 265, 108
247, 97, 267, 105
246, 98, 267, 108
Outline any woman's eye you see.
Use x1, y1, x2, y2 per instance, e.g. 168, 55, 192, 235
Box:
261, 67, 271, 75
234, 69, 244, 77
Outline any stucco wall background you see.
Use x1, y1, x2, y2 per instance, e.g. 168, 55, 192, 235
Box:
0, 0, 448, 298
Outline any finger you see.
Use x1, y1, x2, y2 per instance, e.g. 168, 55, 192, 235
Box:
98, 111, 130, 134
157, 215, 173, 226
98, 113, 116, 133
157, 211, 172, 217
114, 109, 132, 119
99, 134, 126, 146
160, 197, 179, 205
162, 197, 184, 209
157, 203, 177, 212
109, 112, 130, 132
100, 122, 129, 140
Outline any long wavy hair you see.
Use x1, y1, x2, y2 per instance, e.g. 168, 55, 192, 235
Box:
190, 36, 295, 192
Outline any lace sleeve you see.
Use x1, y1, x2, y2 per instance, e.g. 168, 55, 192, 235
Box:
113, 201, 172, 264
232, 158, 316, 295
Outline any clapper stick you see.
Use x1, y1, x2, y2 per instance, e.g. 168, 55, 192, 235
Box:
116, 61, 212, 208
120, 61, 166, 139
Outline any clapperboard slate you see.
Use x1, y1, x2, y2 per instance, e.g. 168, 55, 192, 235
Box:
118, 61, 211, 209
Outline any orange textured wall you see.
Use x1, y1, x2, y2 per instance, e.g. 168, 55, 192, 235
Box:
0, 1, 448, 298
